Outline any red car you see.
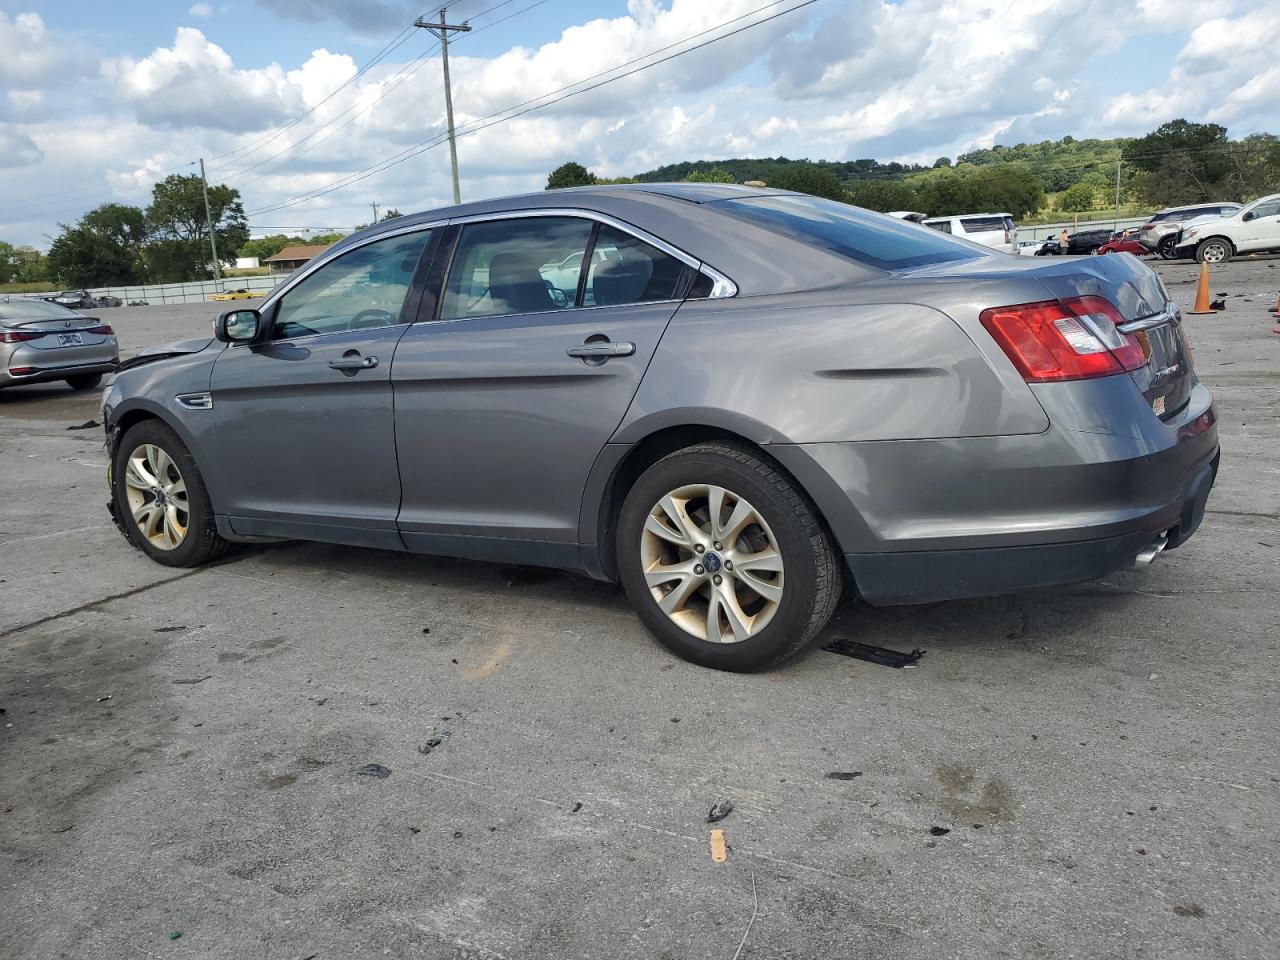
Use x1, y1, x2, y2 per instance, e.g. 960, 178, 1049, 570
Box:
1095, 234, 1145, 256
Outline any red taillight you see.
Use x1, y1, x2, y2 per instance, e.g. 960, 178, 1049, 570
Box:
0, 330, 42, 343
1177, 406, 1215, 441
980, 295, 1146, 382
7, 366, 36, 375
86, 324, 114, 335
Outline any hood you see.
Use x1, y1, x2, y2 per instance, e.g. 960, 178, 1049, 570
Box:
116, 336, 215, 372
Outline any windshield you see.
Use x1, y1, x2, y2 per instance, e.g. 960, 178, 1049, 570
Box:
0, 299, 80, 321
712, 195, 985, 270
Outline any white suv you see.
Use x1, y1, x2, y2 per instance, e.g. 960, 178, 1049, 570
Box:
922, 213, 1016, 253
1174, 193, 1280, 263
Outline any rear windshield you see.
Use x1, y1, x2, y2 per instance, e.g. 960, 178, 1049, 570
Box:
959, 216, 1007, 233
714, 195, 984, 271
0, 299, 78, 320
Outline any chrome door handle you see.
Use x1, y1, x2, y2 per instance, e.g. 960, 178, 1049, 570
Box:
329, 355, 378, 370
566, 341, 635, 359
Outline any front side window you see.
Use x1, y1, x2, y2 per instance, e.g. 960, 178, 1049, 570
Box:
584, 225, 687, 306
1247, 199, 1280, 219
271, 230, 431, 340
959, 216, 1006, 233
441, 217, 594, 320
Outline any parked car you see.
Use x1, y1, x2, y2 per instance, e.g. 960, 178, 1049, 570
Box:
49, 289, 94, 309
922, 213, 1017, 253
210, 288, 259, 302
1035, 228, 1113, 256
94, 295, 123, 308
1095, 234, 1145, 256
1173, 194, 1280, 263
1138, 202, 1242, 259
1, 297, 119, 390
100, 185, 1218, 671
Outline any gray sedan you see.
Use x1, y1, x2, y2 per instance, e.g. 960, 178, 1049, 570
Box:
1, 297, 119, 390
100, 184, 1218, 671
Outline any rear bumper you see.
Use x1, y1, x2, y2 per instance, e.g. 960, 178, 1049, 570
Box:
0, 358, 118, 387
846, 448, 1218, 604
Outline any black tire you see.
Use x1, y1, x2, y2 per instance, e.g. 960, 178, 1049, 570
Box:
1158, 236, 1178, 260
111, 419, 230, 567
616, 442, 841, 672
1195, 237, 1233, 264
65, 373, 102, 390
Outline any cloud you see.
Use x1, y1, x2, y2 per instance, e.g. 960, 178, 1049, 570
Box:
189, 2, 213, 17
0, 11, 78, 88
256, 0, 421, 35
0, 124, 43, 169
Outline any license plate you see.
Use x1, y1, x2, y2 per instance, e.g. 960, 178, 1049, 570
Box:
58, 333, 84, 346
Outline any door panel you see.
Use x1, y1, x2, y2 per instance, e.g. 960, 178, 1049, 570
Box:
1237, 200, 1280, 251
391, 302, 677, 550
205, 228, 433, 547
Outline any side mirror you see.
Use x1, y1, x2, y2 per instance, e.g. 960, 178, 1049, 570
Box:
1242, 211, 1255, 221
214, 308, 261, 343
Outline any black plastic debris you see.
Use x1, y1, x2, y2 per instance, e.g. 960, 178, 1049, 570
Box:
1209, 299, 1226, 311
571, 802, 583, 813
153, 626, 187, 633
929, 826, 951, 836
825, 771, 863, 781
822, 639, 925, 668
172, 676, 211, 685
355, 763, 391, 779
66, 420, 100, 431
707, 800, 734, 823
417, 730, 451, 755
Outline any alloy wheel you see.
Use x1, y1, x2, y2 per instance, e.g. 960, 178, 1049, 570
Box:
1201, 241, 1228, 262
639, 483, 784, 643
123, 443, 189, 550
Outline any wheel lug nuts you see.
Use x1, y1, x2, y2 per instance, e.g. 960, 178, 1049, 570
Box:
713, 575, 723, 585
714, 541, 723, 550
694, 565, 705, 575
724, 560, 733, 570
694, 544, 705, 554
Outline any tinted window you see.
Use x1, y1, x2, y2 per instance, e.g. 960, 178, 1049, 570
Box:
925, 220, 952, 234
271, 230, 430, 340
584, 225, 686, 306
686, 272, 715, 299
717, 196, 981, 270
0, 299, 79, 320
959, 216, 1007, 233
1249, 199, 1280, 218
442, 217, 593, 319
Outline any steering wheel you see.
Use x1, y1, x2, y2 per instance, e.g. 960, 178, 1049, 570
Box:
348, 308, 396, 330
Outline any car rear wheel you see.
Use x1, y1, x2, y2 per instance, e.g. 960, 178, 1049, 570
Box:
111, 419, 230, 567
617, 442, 841, 671
65, 373, 102, 390
1157, 236, 1179, 259
1196, 238, 1232, 263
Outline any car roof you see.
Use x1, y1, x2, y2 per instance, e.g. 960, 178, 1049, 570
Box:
1156, 201, 1241, 213
922, 213, 1012, 222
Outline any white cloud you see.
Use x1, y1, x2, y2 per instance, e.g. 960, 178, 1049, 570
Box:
189, 3, 213, 17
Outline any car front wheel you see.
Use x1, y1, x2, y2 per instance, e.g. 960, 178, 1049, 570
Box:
111, 419, 230, 567
617, 442, 841, 671
1196, 238, 1232, 263
65, 373, 102, 390
1158, 236, 1179, 259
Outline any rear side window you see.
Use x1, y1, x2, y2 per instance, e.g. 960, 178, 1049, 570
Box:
925, 220, 952, 234
959, 216, 1007, 233
716, 196, 981, 270
441, 217, 593, 320
585, 225, 686, 306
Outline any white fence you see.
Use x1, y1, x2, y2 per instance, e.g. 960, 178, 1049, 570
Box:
22, 274, 284, 306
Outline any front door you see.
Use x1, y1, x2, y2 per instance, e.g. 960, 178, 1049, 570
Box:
207, 227, 435, 548
1236, 198, 1280, 252
392, 215, 699, 566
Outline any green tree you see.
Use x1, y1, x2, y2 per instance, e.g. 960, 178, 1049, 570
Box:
1123, 119, 1233, 206
933, 157, 952, 168
1057, 182, 1096, 212
769, 163, 847, 201
380, 208, 403, 221
46, 202, 149, 286
546, 162, 597, 190
684, 166, 735, 183
145, 174, 249, 281
238, 234, 306, 262
846, 178, 919, 212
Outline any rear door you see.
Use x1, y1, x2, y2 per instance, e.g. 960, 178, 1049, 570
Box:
391, 214, 699, 563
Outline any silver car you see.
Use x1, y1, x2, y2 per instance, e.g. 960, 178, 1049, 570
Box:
1138, 202, 1242, 259
101, 185, 1219, 671
1, 297, 119, 390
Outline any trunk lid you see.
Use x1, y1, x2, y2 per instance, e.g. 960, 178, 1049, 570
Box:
3, 316, 113, 350
906, 253, 1193, 419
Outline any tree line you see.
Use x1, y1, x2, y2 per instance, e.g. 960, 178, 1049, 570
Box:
546, 120, 1280, 221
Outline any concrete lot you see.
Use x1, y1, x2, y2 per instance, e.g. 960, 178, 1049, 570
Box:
2, 259, 1278, 959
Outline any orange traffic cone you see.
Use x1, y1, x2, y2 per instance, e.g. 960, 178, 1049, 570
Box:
1272, 291, 1280, 316
1187, 261, 1219, 315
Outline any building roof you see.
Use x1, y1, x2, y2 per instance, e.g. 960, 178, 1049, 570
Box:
264, 244, 332, 263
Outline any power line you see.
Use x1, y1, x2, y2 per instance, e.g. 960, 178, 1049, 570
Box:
247, 0, 818, 216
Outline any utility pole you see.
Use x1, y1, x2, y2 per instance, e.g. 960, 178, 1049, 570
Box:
371, 201, 380, 223
414, 8, 471, 204
1114, 159, 1122, 230
198, 158, 222, 282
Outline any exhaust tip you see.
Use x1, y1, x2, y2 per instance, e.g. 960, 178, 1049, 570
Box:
1133, 535, 1168, 568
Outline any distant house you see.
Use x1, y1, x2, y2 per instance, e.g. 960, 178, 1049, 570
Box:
264, 244, 331, 274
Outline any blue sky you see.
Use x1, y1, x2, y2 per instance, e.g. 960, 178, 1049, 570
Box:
1, 1, 1275, 244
